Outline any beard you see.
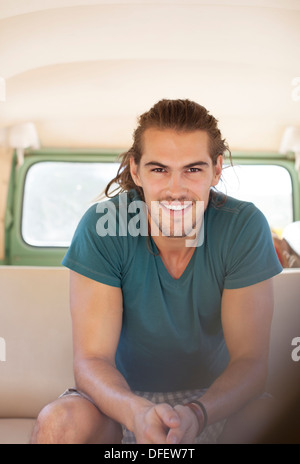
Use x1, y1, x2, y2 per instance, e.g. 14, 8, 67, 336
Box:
148, 197, 204, 239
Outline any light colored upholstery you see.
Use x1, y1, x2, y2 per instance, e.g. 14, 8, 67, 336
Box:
267, 269, 300, 398
0, 266, 74, 443
0, 419, 36, 444
0, 266, 299, 443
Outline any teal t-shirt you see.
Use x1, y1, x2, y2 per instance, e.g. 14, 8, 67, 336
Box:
62, 190, 282, 392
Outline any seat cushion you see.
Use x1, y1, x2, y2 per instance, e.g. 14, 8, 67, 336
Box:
0, 266, 74, 418
0, 418, 36, 444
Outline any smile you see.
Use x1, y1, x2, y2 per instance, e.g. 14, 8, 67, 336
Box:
159, 201, 193, 212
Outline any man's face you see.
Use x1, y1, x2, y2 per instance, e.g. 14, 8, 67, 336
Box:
130, 128, 222, 240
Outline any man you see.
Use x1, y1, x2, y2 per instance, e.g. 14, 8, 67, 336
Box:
31, 99, 282, 444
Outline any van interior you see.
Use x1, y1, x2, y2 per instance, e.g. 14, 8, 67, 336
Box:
0, 0, 299, 444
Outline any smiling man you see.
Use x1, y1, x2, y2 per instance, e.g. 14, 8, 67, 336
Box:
32, 99, 282, 444
130, 128, 220, 250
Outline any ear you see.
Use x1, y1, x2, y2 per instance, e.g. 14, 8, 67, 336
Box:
211, 155, 223, 186
129, 157, 142, 187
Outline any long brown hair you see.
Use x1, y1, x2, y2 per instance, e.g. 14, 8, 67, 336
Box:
104, 99, 231, 201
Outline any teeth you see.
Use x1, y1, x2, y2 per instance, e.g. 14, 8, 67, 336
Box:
162, 203, 190, 211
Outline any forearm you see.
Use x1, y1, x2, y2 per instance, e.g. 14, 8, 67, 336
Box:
198, 357, 268, 425
201, 281, 274, 426
74, 357, 152, 431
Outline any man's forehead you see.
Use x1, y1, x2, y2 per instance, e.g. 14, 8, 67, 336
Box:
141, 128, 211, 162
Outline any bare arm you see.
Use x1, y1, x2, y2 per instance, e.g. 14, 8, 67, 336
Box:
201, 278, 274, 420
168, 278, 275, 443
70, 270, 180, 443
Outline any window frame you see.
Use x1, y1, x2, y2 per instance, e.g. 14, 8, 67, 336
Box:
6, 149, 120, 266
219, 153, 298, 232
5, 149, 300, 266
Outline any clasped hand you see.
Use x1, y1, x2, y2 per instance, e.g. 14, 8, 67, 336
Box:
133, 403, 199, 444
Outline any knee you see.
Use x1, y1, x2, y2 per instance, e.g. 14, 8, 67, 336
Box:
31, 400, 76, 444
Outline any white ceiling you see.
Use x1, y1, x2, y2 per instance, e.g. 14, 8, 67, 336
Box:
0, 0, 300, 150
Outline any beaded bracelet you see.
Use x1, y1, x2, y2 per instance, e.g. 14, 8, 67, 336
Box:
184, 400, 208, 436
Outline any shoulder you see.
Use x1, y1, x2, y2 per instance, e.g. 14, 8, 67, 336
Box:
205, 192, 282, 289
208, 190, 256, 215
76, 189, 140, 230
62, 191, 143, 286
206, 190, 264, 230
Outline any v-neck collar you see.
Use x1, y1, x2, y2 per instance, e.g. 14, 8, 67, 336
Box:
149, 236, 197, 287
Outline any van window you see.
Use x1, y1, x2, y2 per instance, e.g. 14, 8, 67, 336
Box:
21, 161, 293, 249
22, 162, 119, 247
218, 164, 293, 232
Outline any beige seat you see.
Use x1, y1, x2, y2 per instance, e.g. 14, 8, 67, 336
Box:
0, 266, 74, 444
0, 419, 36, 444
0, 266, 299, 444
267, 269, 300, 405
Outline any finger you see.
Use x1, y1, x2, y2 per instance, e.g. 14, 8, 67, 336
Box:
166, 427, 183, 444
137, 404, 180, 444
154, 403, 181, 429
166, 405, 198, 445
166, 409, 186, 444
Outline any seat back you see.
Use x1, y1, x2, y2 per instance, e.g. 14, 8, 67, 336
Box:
0, 266, 74, 418
268, 269, 300, 399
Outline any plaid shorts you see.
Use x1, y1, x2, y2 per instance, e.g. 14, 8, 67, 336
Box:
60, 387, 226, 444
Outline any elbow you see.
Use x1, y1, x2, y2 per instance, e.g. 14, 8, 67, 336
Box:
228, 355, 270, 398
73, 356, 88, 389
73, 354, 116, 388
249, 357, 270, 397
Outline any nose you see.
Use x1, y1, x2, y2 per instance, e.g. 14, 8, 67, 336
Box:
166, 171, 186, 198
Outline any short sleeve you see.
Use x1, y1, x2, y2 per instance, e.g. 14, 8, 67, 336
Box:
223, 205, 282, 289
62, 203, 123, 287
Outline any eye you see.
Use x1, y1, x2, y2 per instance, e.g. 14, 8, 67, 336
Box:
151, 167, 166, 173
187, 167, 202, 173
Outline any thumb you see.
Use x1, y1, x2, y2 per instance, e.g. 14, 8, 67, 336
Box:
154, 403, 181, 429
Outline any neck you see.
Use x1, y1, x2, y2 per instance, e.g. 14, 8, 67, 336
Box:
151, 234, 191, 255
151, 234, 196, 280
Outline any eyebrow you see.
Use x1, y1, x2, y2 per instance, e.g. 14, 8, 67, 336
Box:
144, 160, 210, 169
